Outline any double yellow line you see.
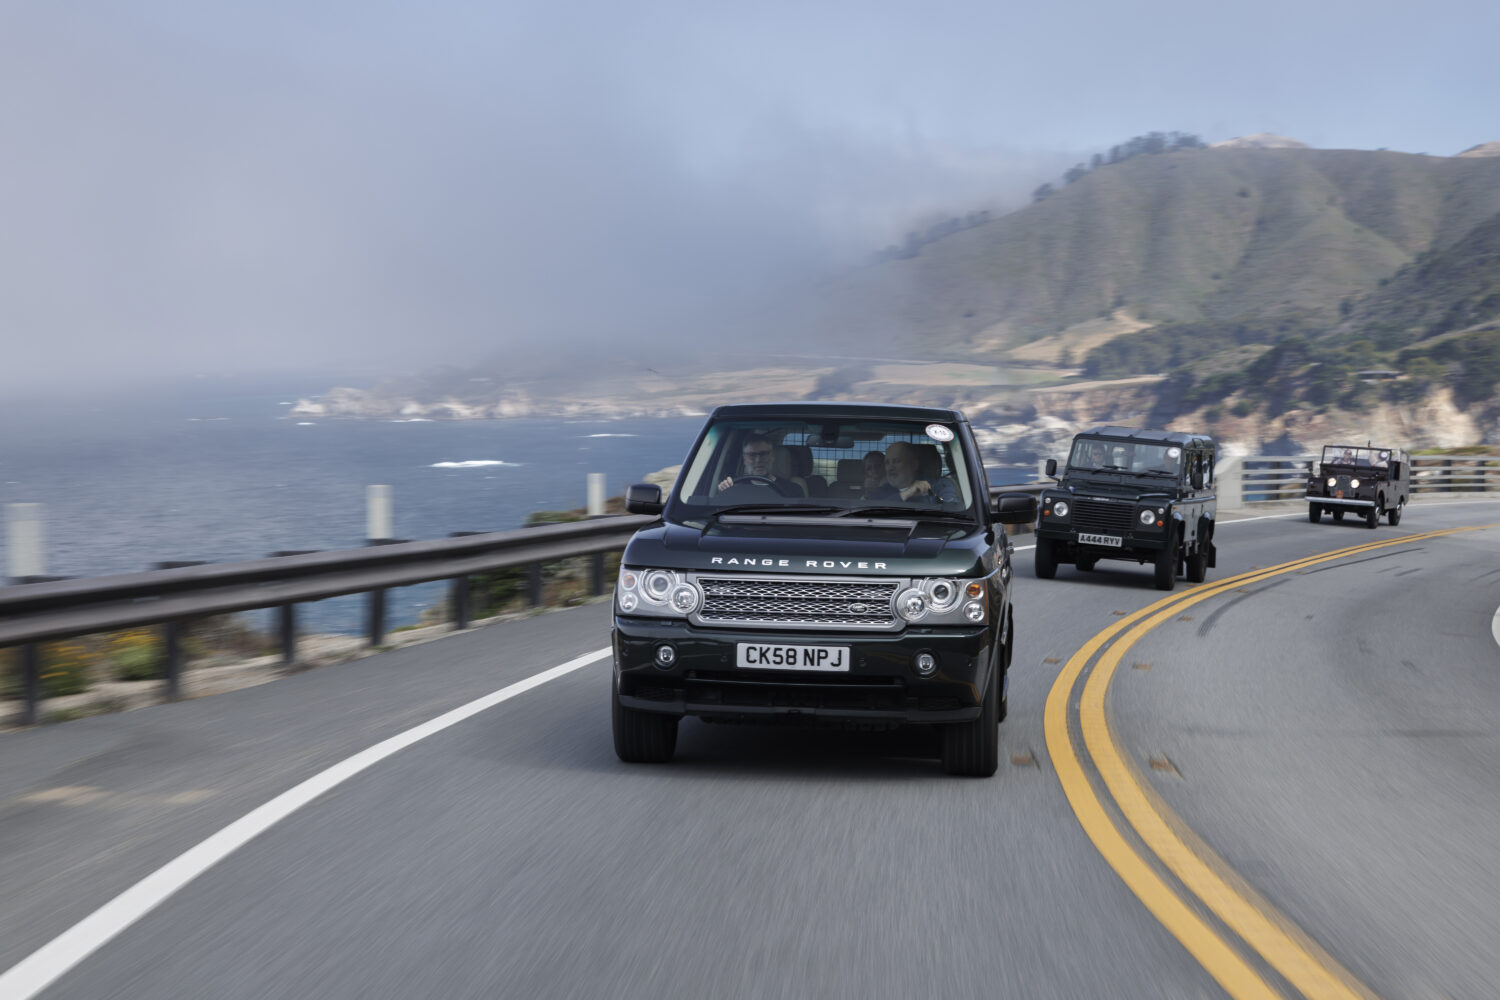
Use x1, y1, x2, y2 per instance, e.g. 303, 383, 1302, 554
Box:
1044, 525, 1484, 999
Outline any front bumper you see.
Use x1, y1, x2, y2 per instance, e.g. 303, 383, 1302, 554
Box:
1034, 525, 1171, 552
1305, 494, 1375, 508
613, 617, 997, 726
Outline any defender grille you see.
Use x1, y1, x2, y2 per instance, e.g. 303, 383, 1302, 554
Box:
1071, 498, 1136, 534
694, 576, 899, 630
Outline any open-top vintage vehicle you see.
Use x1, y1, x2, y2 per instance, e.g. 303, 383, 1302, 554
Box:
1305, 444, 1410, 528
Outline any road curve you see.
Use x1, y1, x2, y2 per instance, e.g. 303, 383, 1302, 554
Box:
1, 501, 1497, 999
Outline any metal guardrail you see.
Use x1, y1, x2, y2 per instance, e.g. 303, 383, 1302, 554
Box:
1228, 455, 1500, 503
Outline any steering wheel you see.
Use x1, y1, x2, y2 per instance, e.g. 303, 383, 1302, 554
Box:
733, 475, 777, 487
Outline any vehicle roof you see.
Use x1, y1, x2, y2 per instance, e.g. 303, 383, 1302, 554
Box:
709, 401, 968, 422
1076, 425, 1215, 448
1320, 443, 1405, 452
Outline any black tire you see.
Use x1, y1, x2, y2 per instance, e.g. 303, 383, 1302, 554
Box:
1153, 535, 1178, 591
1388, 502, 1402, 526
1308, 503, 1321, 523
1365, 504, 1379, 529
1332, 510, 1345, 523
1076, 553, 1097, 571
1034, 537, 1058, 579
942, 664, 999, 777
1185, 548, 1208, 583
612, 675, 679, 763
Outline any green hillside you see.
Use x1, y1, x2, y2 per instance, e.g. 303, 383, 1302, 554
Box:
811, 146, 1500, 360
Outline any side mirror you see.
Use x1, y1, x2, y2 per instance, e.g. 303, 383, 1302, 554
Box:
625, 483, 664, 515
991, 492, 1038, 525
1044, 458, 1057, 478
1191, 468, 1204, 490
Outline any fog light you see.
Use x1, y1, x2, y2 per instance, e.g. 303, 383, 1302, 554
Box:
964, 602, 984, 622
654, 644, 676, 668
914, 651, 938, 676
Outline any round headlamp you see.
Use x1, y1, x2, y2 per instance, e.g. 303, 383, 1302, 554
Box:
642, 570, 674, 603
896, 588, 928, 622
1327, 477, 1337, 488
1138, 508, 1156, 525
924, 579, 959, 612
1052, 500, 1070, 518
1349, 478, 1360, 489
670, 584, 701, 615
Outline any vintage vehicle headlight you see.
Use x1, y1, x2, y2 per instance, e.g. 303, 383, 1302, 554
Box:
1349, 478, 1360, 489
1138, 508, 1156, 525
1327, 477, 1337, 488
618, 567, 701, 619
1051, 500, 1070, 518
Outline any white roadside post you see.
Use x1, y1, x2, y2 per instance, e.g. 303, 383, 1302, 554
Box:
6, 503, 46, 726
588, 474, 607, 595
366, 486, 393, 645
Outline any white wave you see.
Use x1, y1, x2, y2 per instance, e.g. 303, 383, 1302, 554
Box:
296, 422, 316, 426
430, 460, 520, 468
584, 433, 638, 438
388, 418, 434, 423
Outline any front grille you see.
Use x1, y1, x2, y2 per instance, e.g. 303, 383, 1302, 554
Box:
1071, 498, 1136, 534
694, 575, 899, 630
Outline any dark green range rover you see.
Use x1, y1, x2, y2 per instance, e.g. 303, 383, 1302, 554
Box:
611, 402, 1036, 776
1034, 426, 1217, 591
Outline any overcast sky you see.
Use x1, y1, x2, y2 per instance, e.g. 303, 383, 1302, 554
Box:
2, 0, 1496, 393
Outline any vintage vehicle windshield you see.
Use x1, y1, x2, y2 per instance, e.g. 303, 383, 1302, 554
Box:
669, 416, 978, 522
1066, 435, 1185, 482
1321, 446, 1391, 468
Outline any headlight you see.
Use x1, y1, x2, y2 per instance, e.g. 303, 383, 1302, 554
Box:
924, 578, 960, 612
1139, 508, 1156, 525
617, 567, 701, 619
1349, 478, 1360, 489
896, 588, 928, 622
1327, 477, 1337, 488
1052, 500, 1070, 518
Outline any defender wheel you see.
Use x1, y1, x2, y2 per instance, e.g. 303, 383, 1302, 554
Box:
1388, 502, 1402, 526
1332, 510, 1345, 523
1185, 549, 1208, 583
1308, 503, 1321, 523
1034, 537, 1058, 579
1076, 554, 1097, 572
612, 676, 678, 763
942, 666, 999, 777
1153, 537, 1178, 591
1365, 505, 1378, 529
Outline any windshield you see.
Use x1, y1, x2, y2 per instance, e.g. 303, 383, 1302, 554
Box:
1321, 446, 1390, 468
670, 417, 977, 520
1067, 437, 1183, 480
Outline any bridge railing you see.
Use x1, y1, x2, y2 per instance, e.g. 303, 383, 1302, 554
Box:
1216, 455, 1500, 505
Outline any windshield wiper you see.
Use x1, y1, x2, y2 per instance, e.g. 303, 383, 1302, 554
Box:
1137, 470, 1181, 479
836, 505, 974, 521
705, 503, 846, 521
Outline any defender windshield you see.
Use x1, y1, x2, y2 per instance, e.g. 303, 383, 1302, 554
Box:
1321, 446, 1390, 468
670, 417, 977, 520
1067, 437, 1183, 480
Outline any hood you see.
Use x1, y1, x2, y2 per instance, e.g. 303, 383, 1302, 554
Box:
622, 520, 990, 577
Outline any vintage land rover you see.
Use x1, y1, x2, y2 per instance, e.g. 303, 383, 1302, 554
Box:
611, 402, 1037, 777
1034, 427, 1217, 591
1305, 444, 1410, 527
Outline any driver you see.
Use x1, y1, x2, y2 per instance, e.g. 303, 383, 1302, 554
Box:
1083, 441, 1109, 468
716, 434, 803, 495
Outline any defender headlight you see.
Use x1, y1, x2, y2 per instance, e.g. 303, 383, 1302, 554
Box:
618, 567, 701, 619
1138, 509, 1156, 525
1327, 477, 1337, 488
1052, 500, 1070, 518
1349, 478, 1360, 489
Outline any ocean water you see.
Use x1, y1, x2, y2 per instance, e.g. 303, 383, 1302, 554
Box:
0, 378, 702, 634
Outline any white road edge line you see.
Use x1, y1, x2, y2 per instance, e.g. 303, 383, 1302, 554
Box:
0, 646, 613, 1000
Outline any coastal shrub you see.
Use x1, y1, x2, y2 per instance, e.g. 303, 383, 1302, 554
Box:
39, 642, 93, 698
110, 630, 165, 681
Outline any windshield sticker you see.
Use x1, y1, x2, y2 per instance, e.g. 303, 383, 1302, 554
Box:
1166, 447, 1181, 458
925, 424, 954, 442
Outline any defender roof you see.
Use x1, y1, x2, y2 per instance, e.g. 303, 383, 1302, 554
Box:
1077, 425, 1215, 449
709, 401, 967, 422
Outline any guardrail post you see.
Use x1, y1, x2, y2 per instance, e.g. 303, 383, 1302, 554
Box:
18, 645, 40, 726
452, 575, 471, 629
279, 605, 297, 664
590, 553, 606, 596
163, 622, 183, 700
368, 590, 386, 646
527, 562, 543, 607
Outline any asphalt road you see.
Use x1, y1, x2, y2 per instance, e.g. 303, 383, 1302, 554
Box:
2, 500, 1497, 999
